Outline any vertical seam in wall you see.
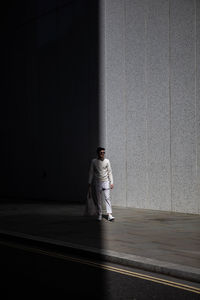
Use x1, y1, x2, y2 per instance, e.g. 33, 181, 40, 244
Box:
100, 0, 107, 149
194, 0, 198, 213
145, 0, 149, 208
104, 0, 107, 149
124, 0, 128, 207
99, 0, 103, 146
169, 0, 173, 212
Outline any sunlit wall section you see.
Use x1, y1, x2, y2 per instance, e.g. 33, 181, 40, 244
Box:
197, 0, 200, 214
101, 0, 127, 206
101, 0, 200, 214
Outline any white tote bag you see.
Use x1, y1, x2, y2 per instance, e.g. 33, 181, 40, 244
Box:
84, 190, 97, 216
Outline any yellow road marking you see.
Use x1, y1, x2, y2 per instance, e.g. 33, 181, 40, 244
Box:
0, 240, 199, 294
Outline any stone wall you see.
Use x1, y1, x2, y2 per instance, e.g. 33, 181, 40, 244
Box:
101, 0, 200, 214
1, 0, 99, 202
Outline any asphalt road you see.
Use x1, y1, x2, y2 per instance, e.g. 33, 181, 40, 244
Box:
0, 238, 199, 300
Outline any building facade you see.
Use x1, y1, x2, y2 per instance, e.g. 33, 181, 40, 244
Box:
100, 0, 200, 214
1, 0, 199, 214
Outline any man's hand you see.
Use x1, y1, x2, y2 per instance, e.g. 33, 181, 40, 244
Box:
110, 184, 114, 189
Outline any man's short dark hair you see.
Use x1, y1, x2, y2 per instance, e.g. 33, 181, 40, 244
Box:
96, 147, 105, 154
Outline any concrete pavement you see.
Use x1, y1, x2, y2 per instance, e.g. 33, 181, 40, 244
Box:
0, 201, 199, 283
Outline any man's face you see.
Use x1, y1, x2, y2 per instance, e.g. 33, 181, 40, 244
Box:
98, 150, 105, 161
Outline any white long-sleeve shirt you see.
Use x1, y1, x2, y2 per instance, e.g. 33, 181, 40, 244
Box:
88, 158, 113, 185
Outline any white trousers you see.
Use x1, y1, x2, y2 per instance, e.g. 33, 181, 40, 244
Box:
94, 181, 112, 215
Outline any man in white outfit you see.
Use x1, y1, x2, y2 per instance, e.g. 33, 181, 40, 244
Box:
88, 147, 115, 221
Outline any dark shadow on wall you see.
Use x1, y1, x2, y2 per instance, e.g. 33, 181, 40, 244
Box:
0, 1, 104, 299
1, 0, 99, 202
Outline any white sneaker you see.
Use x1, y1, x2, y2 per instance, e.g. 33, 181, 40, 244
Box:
108, 214, 115, 221
97, 215, 102, 221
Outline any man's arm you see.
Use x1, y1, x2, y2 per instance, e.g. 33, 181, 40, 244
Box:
88, 160, 94, 186
107, 160, 114, 189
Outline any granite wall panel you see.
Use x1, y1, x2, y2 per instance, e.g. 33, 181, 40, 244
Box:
104, 0, 127, 206
196, 0, 200, 214
145, 0, 171, 210
170, 0, 198, 213
125, 0, 147, 208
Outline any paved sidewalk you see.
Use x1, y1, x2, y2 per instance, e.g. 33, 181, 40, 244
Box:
0, 201, 199, 282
